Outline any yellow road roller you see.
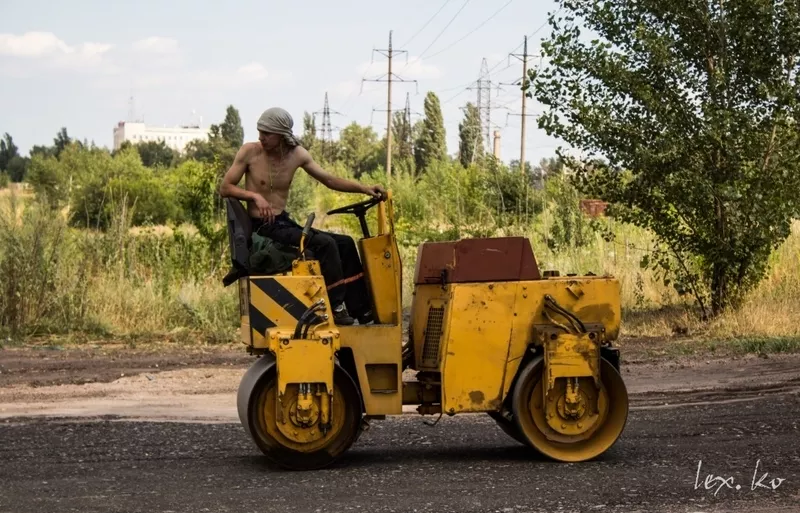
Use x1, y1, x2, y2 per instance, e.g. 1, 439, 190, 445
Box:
224, 192, 628, 470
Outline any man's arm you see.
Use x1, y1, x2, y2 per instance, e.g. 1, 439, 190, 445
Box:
220, 144, 274, 221
298, 147, 385, 198
219, 145, 254, 200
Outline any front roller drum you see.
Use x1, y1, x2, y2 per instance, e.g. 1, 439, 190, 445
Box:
512, 356, 628, 462
237, 355, 363, 470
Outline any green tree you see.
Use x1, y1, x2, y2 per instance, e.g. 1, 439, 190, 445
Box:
391, 111, 415, 177
53, 127, 72, 157
301, 112, 319, 156
0, 134, 28, 182
529, 0, 800, 316
187, 106, 243, 169
458, 103, 483, 168
219, 105, 244, 148
414, 92, 448, 172
26, 153, 68, 209
337, 122, 382, 178
0, 133, 19, 170
132, 140, 179, 169
6, 157, 29, 182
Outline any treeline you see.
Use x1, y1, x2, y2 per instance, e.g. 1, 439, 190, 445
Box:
2, 96, 590, 254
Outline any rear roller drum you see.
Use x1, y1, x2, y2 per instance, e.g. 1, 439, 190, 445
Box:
512, 355, 628, 462
238, 356, 363, 470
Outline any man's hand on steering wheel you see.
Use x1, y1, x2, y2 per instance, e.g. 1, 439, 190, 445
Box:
362, 184, 386, 200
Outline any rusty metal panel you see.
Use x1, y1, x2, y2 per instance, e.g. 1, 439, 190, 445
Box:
414, 237, 541, 285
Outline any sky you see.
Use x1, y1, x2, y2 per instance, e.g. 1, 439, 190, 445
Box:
0, 0, 568, 166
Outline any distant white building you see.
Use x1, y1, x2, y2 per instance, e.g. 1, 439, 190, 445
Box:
112, 121, 210, 153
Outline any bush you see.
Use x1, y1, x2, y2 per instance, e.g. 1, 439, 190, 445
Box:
26, 153, 68, 210
0, 198, 91, 336
0, 171, 8, 189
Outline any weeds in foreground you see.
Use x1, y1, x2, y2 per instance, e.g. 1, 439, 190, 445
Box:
2, 187, 799, 354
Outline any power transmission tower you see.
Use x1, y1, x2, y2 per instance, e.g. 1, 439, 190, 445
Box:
313, 92, 343, 161
467, 59, 502, 153
362, 30, 418, 179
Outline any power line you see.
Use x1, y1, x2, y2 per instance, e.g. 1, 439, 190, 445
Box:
399, 0, 471, 74
424, 0, 514, 61
398, 0, 453, 49
438, 16, 555, 106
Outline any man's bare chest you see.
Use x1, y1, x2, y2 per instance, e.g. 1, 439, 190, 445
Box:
247, 154, 298, 192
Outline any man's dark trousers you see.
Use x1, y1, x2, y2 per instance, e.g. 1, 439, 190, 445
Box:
251, 211, 371, 317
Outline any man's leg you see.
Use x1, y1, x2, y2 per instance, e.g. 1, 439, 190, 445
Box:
253, 213, 354, 325
325, 232, 374, 324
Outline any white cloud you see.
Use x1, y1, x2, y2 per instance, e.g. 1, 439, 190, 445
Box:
0, 31, 113, 72
132, 36, 179, 55
0, 32, 70, 57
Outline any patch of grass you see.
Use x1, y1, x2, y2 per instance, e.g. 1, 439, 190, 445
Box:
727, 336, 800, 356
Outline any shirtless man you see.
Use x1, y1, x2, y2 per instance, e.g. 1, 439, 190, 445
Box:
219, 107, 385, 325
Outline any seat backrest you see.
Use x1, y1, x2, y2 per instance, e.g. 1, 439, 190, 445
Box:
225, 198, 253, 272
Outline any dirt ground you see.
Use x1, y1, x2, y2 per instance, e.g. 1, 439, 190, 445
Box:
1, 338, 799, 513
1, 338, 799, 422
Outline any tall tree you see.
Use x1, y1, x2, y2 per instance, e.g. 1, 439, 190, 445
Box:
529, 0, 800, 316
301, 111, 319, 156
458, 103, 483, 168
53, 128, 71, 157
414, 92, 447, 172
391, 111, 414, 177
187, 106, 243, 169
0, 133, 19, 171
219, 105, 244, 148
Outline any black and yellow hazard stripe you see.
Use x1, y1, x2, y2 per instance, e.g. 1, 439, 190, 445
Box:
248, 277, 312, 337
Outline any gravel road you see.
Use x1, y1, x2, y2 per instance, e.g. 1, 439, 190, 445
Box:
0, 347, 799, 513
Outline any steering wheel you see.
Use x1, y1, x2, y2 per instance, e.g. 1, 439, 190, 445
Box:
326, 196, 385, 238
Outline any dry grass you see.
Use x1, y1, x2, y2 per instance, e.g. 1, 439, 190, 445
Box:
622, 221, 800, 341
3, 184, 799, 354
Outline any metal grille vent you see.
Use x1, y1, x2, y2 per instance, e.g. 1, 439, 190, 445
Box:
421, 306, 445, 367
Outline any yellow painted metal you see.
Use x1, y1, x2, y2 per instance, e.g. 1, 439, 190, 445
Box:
439, 283, 519, 414
410, 284, 449, 371
410, 276, 619, 416
538, 376, 605, 440
254, 372, 351, 453
339, 325, 403, 415
359, 234, 402, 325
292, 259, 323, 278
503, 277, 621, 403
516, 357, 628, 462
269, 333, 339, 396
544, 332, 601, 393
248, 274, 337, 350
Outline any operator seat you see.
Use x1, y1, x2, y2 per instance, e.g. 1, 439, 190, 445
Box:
223, 198, 254, 286
222, 198, 312, 287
